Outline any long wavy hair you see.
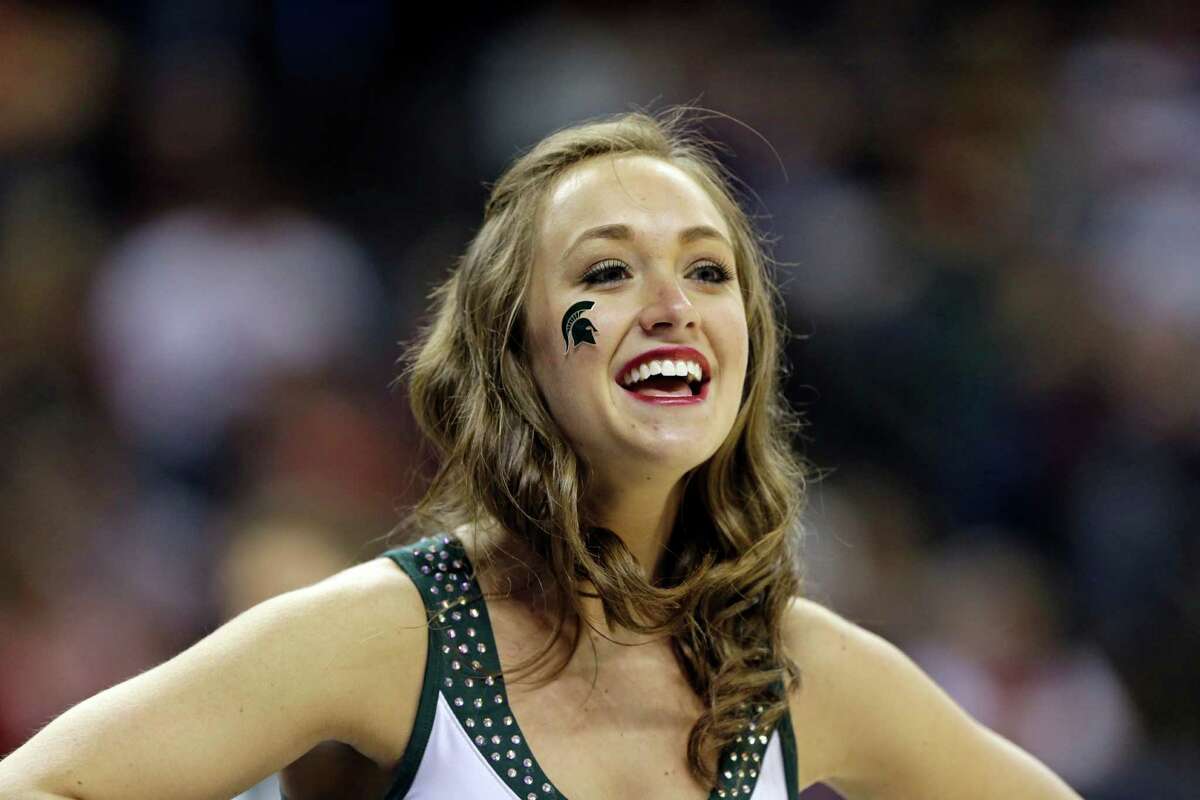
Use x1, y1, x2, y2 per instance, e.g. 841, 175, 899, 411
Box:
394, 107, 808, 785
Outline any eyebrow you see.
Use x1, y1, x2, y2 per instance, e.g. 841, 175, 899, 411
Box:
560, 223, 733, 264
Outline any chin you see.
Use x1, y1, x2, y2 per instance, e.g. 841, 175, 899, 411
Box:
623, 441, 714, 475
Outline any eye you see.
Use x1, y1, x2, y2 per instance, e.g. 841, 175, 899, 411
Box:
581, 258, 735, 285
690, 259, 734, 284
582, 259, 631, 285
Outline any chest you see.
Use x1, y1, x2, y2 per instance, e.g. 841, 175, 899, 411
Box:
487, 603, 717, 800
372, 540, 794, 800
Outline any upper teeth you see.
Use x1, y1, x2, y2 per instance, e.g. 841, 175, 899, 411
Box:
622, 359, 704, 386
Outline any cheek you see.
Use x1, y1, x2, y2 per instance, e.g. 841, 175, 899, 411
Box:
713, 303, 750, 373
530, 306, 611, 408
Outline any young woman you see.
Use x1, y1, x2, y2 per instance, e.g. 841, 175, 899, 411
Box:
0, 110, 1082, 799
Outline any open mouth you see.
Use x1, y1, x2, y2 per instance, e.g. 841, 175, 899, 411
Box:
624, 374, 703, 397
618, 360, 709, 399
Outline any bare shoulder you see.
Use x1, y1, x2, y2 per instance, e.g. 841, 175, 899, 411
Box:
779, 597, 967, 790
300, 556, 430, 764
182, 554, 431, 764
777, 597, 870, 789
779, 597, 882, 678
777, 597, 955, 791
272, 557, 431, 797
184, 554, 432, 769
263, 555, 427, 673
778, 598, 1081, 799
310, 555, 427, 632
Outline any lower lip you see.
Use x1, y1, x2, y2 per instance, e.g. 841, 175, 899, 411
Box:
620, 380, 710, 405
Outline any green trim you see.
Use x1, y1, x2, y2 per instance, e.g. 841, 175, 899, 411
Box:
380, 535, 779, 800
411, 535, 561, 799
382, 546, 446, 800
711, 710, 778, 799
778, 707, 801, 800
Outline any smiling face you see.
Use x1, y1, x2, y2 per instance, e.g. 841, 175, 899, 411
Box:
524, 154, 750, 490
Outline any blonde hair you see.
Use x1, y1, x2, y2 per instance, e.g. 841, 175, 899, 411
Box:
395, 107, 807, 784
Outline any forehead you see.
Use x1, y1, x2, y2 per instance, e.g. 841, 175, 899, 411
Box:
537, 154, 732, 258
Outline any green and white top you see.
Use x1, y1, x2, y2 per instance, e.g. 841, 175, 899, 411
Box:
382, 535, 800, 800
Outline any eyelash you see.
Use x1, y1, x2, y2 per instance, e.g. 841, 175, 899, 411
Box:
582, 258, 734, 286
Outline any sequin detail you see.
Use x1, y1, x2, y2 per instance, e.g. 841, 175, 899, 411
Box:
397, 534, 777, 800
408, 535, 559, 798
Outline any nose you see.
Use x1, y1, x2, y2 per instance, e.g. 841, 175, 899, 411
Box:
637, 269, 700, 333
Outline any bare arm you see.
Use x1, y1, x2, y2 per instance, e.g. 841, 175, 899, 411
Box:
784, 598, 1083, 800
0, 559, 426, 800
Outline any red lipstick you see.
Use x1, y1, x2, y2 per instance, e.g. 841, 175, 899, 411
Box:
615, 346, 712, 406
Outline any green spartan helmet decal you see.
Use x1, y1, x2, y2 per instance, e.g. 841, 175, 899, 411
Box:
562, 300, 599, 354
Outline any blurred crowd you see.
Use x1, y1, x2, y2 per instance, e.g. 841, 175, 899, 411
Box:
1, 1, 1197, 797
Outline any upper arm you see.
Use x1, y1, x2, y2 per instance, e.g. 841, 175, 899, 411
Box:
0, 558, 427, 800
782, 598, 1082, 800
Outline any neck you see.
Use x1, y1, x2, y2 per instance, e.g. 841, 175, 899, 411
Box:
573, 473, 686, 641
584, 473, 687, 580
464, 472, 690, 642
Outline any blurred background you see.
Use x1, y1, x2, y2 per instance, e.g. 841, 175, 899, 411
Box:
1, 1, 1197, 797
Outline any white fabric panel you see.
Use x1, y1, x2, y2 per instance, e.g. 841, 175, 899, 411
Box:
404, 692, 520, 799
402, 691, 790, 799
749, 732, 789, 800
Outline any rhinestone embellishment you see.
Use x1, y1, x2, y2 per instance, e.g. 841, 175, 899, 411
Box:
708, 710, 777, 797
400, 534, 784, 800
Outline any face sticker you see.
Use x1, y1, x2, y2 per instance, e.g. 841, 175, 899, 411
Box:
561, 299, 599, 354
